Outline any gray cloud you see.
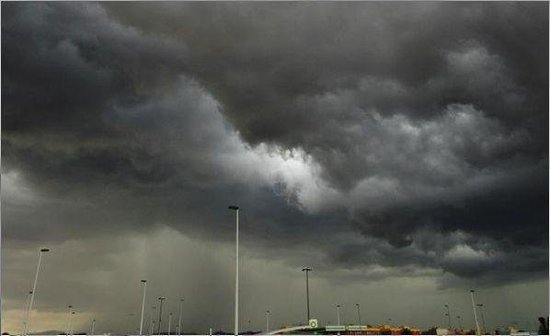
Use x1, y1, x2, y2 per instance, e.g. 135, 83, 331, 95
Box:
1, 2, 548, 333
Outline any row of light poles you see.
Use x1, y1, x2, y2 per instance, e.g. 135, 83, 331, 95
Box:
18, 205, 233, 335
20, 249, 182, 335
330, 303, 363, 326
21, 206, 294, 336
20, 248, 100, 336
140, 290, 185, 335
22, 207, 485, 335
443, 290, 487, 335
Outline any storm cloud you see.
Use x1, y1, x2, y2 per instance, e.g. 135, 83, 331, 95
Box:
1, 2, 548, 333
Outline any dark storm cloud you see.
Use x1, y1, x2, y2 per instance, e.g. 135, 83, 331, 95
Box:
2, 0, 548, 290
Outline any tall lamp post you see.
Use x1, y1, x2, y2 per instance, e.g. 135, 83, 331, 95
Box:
444, 304, 452, 330
302, 267, 312, 322
91, 319, 96, 335
177, 299, 184, 336
25, 248, 50, 335
157, 297, 166, 335
456, 315, 462, 330
168, 313, 172, 335
476, 304, 486, 334
21, 290, 33, 335
139, 280, 148, 336
265, 310, 270, 332
128, 313, 136, 334
69, 311, 76, 336
228, 205, 240, 336
336, 305, 342, 326
66, 305, 74, 336
355, 303, 361, 326
149, 306, 156, 336
470, 290, 481, 336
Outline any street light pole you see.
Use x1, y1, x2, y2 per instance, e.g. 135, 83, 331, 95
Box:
168, 313, 172, 335
91, 319, 96, 335
66, 305, 73, 336
128, 313, 136, 335
177, 299, 184, 336
69, 311, 76, 336
470, 290, 481, 336
149, 306, 156, 336
265, 310, 270, 332
336, 305, 341, 326
25, 248, 50, 335
157, 297, 166, 335
229, 205, 239, 336
21, 290, 33, 335
301, 267, 312, 322
456, 315, 462, 330
444, 304, 452, 330
477, 304, 486, 334
140, 280, 147, 336
355, 304, 361, 326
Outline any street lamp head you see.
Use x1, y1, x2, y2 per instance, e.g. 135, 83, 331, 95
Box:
444, 304, 448, 307
302, 267, 312, 272
68, 305, 73, 308
40, 248, 50, 252
158, 296, 166, 301
470, 289, 475, 293
355, 303, 359, 307
228, 205, 239, 210
477, 303, 483, 307
141, 279, 147, 283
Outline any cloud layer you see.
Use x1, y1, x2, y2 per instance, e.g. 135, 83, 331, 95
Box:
2, 2, 548, 332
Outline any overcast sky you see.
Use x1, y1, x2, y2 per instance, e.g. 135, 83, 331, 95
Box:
1, 2, 548, 334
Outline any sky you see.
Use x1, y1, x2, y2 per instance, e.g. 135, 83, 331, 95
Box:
1, 2, 548, 334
